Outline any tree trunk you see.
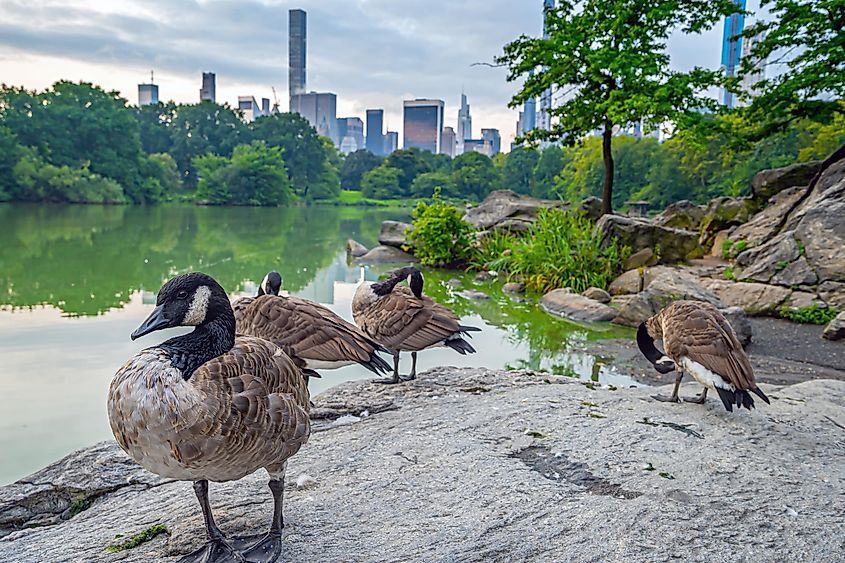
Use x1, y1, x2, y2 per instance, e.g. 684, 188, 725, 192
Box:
601, 121, 614, 215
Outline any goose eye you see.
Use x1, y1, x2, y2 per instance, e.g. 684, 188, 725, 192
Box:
177, 290, 189, 299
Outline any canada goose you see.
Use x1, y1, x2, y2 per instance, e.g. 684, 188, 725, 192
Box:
108, 272, 310, 563
352, 266, 481, 384
234, 271, 391, 377
637, 300, 770, 412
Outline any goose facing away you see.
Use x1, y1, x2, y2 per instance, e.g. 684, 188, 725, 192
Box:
108, 272, 310, 563
637, 300, 770, 412
352, 266, 481, 384
234, 271, 391, 376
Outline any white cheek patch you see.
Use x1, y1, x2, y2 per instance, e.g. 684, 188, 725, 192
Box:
261, 274, 271, 295
183, 285, 211, 325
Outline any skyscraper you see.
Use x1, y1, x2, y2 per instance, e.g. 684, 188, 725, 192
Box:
200, 72, 216, 103
720, 0, 746, 109
290, 92, 338, 144
481, 128, 501, 155
457, 93, 472, 149
441, 126, 456, 157
522, 98, 537, 135
338, 117, 365, 154
384, 131, 398, 154
238, 96, 265, 122
138, 78, 158, 106
289, 9, 307, 99
738, 30, 767, 106
537, 0, 555, 132
366, 109, 385, 155
403, 99, 445, 153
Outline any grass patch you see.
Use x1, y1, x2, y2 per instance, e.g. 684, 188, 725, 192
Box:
105, 524, 169, 553
66, 497, 87, 518
316, 190, 409, 207
723, 267, 736, 281
721, 239, 748, 260
778, 304, 838, 325
775, 260, 790, 272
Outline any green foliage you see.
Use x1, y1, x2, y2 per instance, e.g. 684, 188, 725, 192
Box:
532, 145, 567, 198
407, 189, 473, 266
12, 149, 125, 203
474, 209, 627, 293
385, 149, 433, 196
723, 267, 736, 281
194, 141, 294, 206
361, 165, 402, 200
105, 524, 169, 553
499, 0, 736, 214
502, 147, 539, 195
452, 151, 499, 201
411, 170, 456, 198
340, 149, 383, 191
778, 304, 838, 325
721, 239, 748, 260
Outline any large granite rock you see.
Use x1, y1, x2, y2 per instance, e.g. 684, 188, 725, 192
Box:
355, 245, 419, 264
751, 160, 822, 204
346, 239, 369, 257
698, 197, 755, 245
700, 279, 792, 316
652, 200, 705, 231
771, 256, 819, 287
540, 289, 617, 322
378, 221, 414, 248
594, 215, 702, 264
608, 269, 644, 296
735, 231, 801, 283
581, 287, 611, 304
611, 268, 722, 327
730, 186, 805, 248
462, 190, 563, 231
2, 369, 842, 562
822, 312, 845, 341
576, 196, 604, 221
818, 281, 845, 310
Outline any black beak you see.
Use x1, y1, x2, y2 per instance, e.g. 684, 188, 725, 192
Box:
636, 322, 676, 374
131, 305, 171, 340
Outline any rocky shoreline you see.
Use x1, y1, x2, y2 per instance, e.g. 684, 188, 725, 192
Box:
2, 365, 843, 562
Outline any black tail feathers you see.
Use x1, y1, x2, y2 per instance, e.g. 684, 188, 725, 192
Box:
362, 352, 392, 376
715, 387, 765, 412
446, 337, 477, 355
751, 386, 770, 404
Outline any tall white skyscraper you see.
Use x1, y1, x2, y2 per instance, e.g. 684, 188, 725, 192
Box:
457, 93, 472, 142
536, 0, 555, 133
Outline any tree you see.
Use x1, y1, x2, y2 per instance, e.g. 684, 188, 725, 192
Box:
170, 102, 246, 187
735, 0, 845, 139
361, 165, 402, 199
340, 150, 382, 191
533, 145, 566, 198
385, 149, 432, 196
499, 0, 736, 214
451, 152, 499, 201
0, 126, 22, 201
411, 171, 456, 198
194, 141, 294, 206
502, 147, 539, 195
135, 102, 176, 155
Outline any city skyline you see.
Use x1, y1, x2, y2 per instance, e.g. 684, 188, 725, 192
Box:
0, 0, 767, 150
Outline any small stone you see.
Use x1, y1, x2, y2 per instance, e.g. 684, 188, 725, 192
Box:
502, 282, 525, 294
624, 248, 657, 270
822, 312, 845, 341
608, 269, 643, 296
346, 239, 369, 257
378, 221, 414, 248
446, 278, 462, 288
582, 287, 611, 304
474, 271, 496, 283
540, 289, 617, 322
355, 246, 419, 265
295, 474, 318, 490
332, 414, 362, 427
458, 289, 490, 300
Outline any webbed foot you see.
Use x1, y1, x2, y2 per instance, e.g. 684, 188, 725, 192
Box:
398, 373, 416, 382
178, 539, 246, 563
232, 532, 282, 563
652, 394, 682, 404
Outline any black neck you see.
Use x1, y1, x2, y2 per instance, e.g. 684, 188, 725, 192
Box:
257, 286, 266, 296
636, 323, 665, 365
160, 308, 236, 380
372, 267, 422, 297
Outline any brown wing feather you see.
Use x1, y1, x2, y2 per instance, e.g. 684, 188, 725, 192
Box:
231, 296, 255, 324
237, 294, 380, 364
661, 301, 757, 390
357, 286, 463, 351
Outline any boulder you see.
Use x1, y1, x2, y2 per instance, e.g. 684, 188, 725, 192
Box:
735, 231, 801, 283
653, 200, 705, 231
355, 245, 419, 264
782, 291, 826, 311
474, 271, 496, 283
793, 196, 845, 283
346, 239, 369, 257
594, 215, 702, 264
817, 281, 845, 310
576, 196, 603, 221
751, 160, 822, 203
458, 290, 490, 300
822, 312, 845, 341
700, 279, 792, 316
720, 306, 752, 347
771, 256, 818, 287
709, 229, 734, 258
730, 186, 804, 248
540, 289, 617, 322
462, 190, 563, 231
378, 221, 414, 248
698, 197, 755, 244
623, 248, 657, 270
611, 268, 722, 327
502, 282, 525, 293
446, 278, 463, 288
608, 269, 643, 296
582, 287, 611, 304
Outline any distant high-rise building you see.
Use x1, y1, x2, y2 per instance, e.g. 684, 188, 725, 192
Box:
403, 99, 445, 153
200, 72, 216, 103
384, 131, 398, 154
522, 98, 536, 136
261, 98, 271, 114
457, 93, 472, 154
289, 9, 307, 99
463, 139, 493, 157
537, 0, 555, 132
366, 109, 385, 155
738, 30, 767, 106
138, 79, 159, 106
238, 96, 266, 122
290, 92, 338, 144
338, 117, 365, 154
481, 128, 501, 155
720, 0, 746, 109
441, 126, 456, 157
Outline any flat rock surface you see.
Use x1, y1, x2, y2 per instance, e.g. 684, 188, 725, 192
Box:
2, 367, 843, 563
354, 245, 419, 264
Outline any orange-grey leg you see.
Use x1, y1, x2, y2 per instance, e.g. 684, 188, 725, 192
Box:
374, 351, 402, 385
400, 352, 418, 382
652, 370, 684, 404
178, 480, 245, 563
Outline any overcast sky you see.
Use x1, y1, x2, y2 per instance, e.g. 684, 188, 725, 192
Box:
0, 0, 764, 149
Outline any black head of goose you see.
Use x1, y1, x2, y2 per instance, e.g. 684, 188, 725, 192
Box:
231, 271, 283, 324
352, 266, 481, 385
235, 271, 392, 377
637, 300, 770, 412
109, 272, 310, 563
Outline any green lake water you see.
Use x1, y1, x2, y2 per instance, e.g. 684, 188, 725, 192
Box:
0, 203, 635, 485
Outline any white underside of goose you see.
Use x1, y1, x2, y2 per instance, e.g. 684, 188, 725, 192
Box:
304, 358, 355, 370
678, 356, 734, 391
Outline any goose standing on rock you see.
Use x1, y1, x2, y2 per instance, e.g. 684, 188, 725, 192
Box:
637, 300, 770, 412
352, 266, 480, 384
234, 271, 392, 377
108, 272, 310, 563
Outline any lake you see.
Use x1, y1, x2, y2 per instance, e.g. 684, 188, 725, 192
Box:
0, 202, 635, 485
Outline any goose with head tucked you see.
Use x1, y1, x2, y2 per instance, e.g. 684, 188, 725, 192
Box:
233, 271, 391, 377
352, 266, 481, 384
108, 272, 310, 563
637, 300, 770, 412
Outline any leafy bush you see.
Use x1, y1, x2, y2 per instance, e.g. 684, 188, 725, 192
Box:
474, 208, 628, 293
407, 188, 473, 266
11, 150, 126, 203
194, 142, 294, 206
721, 239, 748, 259
779, 304, 838, 325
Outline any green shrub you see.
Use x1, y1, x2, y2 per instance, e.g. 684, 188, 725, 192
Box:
779, 304, 838, 325
407, 188, 473, 266
723, 267, 736, 281
474, 208, 628, 293
721, 239, 748, 260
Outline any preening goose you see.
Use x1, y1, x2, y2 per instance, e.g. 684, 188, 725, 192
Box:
352, 266, 481, 384
637, 300, 770, 412
234, 271, 391, 376
108, 272, 310, 563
